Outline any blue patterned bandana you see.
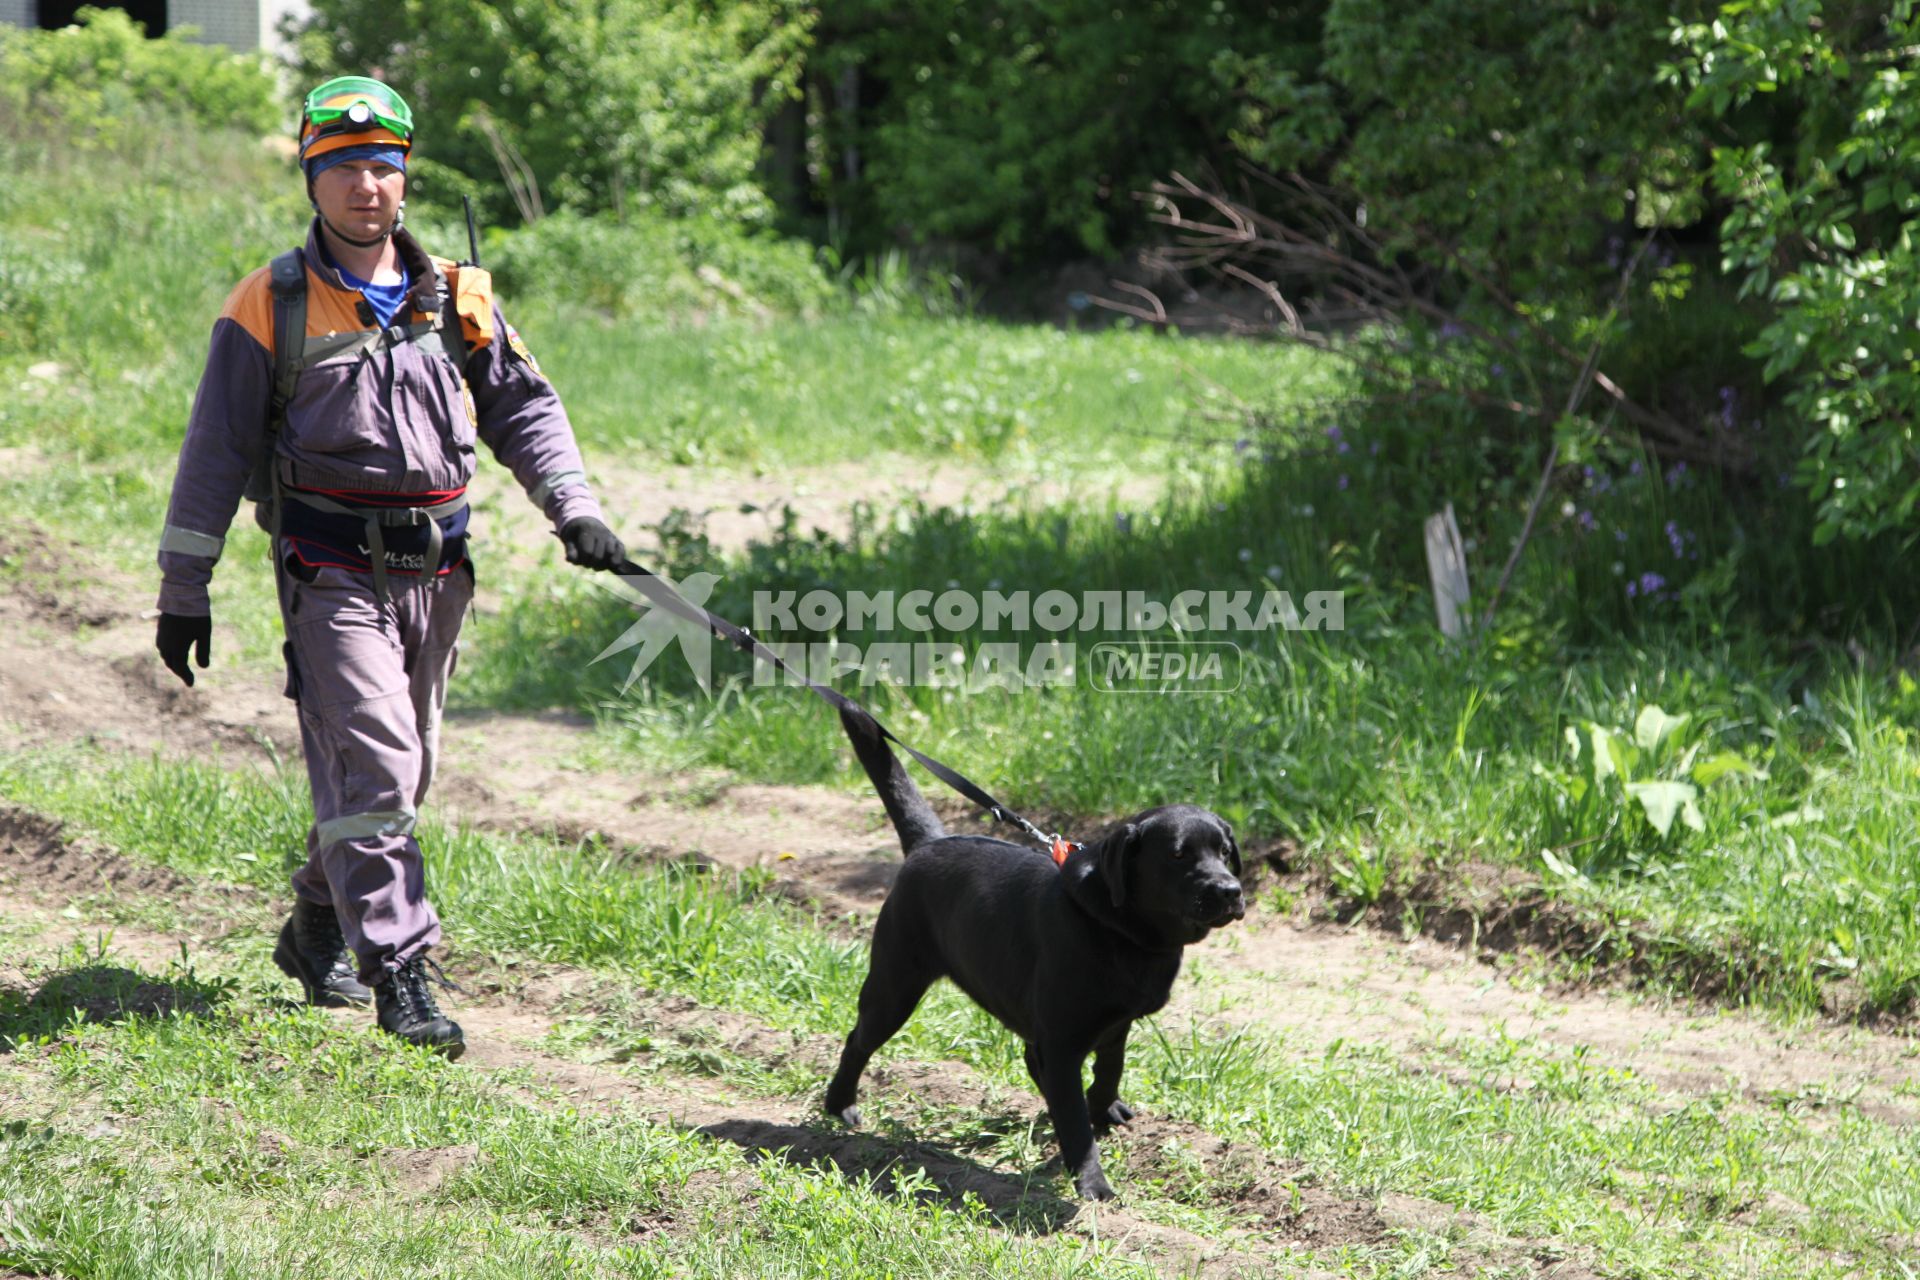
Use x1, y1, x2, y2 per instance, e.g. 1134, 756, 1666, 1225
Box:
304, 143, 408, 182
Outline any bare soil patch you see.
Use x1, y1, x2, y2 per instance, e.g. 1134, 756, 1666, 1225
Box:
380, 1143, 483, 1199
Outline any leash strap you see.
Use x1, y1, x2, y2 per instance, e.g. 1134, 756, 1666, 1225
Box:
610, 557, 1058, 851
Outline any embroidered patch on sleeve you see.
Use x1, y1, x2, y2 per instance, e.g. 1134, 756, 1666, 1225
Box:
506, 324, 545, 379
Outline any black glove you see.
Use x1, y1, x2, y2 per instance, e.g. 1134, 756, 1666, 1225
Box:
156, 612, 212, 688
559, 517, 625, 572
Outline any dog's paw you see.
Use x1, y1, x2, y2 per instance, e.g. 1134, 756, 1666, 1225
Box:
1090, 1099, 1136, 1131
827, 1104, 863, 1129
1076, 1170, 1118, 1202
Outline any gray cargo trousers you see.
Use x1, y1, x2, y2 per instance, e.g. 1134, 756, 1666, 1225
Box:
278, 550, 473, 983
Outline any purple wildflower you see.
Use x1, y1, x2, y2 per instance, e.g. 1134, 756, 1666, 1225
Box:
1234, 438, 1252, 456
1337, 473, 1350, 490
1665, 520, 1686, 558
1439, 320, 1466, 340
1490, 362, 1506, 378
1629, 460, 1643, 477
1369, 441, 1381, 456
1325, 425, 1343, 442
1639, 571, 1667, 596
1718, 386, 1738, 430
1614, 529, 1628, 543
1665, 460, 1689, 488
1578, 510, 1598, 533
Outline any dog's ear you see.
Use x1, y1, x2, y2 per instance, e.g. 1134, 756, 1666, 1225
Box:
1222, 821, 1242, 876
1095, 822, 1138, 909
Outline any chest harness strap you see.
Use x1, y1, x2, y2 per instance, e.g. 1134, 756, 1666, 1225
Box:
255, 245, 473, 606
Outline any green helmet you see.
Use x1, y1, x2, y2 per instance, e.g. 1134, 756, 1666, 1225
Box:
299, 76, 414, 166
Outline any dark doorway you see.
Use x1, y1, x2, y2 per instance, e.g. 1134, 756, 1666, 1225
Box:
37, 0, 168, 35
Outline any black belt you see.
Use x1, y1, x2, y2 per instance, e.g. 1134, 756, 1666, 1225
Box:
279, 487, 470, 604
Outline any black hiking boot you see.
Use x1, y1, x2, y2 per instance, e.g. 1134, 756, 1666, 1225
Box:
272, 898, 373, 1008
373, 954, 465, 1060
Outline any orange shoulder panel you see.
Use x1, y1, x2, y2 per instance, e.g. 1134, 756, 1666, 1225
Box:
440, 260, 496, 350
303, 263, 368, 337
218, 267, 275, 353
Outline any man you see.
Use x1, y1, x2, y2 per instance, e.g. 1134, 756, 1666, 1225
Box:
154, 76, 625, 1058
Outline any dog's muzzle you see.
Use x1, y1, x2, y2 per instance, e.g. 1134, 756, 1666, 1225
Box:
1196, 879, 1246, 925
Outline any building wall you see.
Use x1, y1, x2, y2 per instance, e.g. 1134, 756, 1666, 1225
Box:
258, 0, 307, 58
169, 0, 260, 49
1, 1, 312, 55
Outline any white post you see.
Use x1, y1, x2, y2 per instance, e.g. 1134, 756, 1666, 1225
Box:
1424, 504, 1471, 639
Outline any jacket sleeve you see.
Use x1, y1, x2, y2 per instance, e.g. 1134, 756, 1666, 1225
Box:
468, 300, 607, 532
155, 312, 273, 617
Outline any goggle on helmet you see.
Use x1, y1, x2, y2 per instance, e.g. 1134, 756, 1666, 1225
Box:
299, 76, 414, 164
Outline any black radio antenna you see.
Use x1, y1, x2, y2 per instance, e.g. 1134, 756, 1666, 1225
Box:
462, 195, 482, 268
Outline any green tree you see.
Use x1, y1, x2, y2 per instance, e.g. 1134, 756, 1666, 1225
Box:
1667, 0, 1920, 544
292, 0, 814, 227
815, 0, 1324, 259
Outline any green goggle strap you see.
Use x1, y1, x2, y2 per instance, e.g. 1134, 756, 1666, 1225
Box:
305, 102, 411, 139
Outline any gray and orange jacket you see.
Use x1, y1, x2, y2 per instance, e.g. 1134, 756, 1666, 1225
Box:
156, 220, 605, 616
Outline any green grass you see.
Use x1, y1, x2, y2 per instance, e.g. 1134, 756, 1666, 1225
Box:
2, 755, 1917, 1279
531, 300, 1324, 471
0, 939, 1154, 1280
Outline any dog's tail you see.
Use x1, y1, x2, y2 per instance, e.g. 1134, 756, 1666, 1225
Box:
838, 706, 946, 854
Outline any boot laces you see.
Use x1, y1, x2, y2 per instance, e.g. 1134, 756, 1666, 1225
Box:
389, 954, 461, 1022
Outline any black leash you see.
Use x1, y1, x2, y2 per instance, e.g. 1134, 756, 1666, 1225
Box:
608, 557, 1068, 855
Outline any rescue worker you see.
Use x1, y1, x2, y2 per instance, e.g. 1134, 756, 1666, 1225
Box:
153, 77, 625, 1058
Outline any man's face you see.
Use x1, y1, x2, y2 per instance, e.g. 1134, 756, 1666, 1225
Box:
312, 159, 405, 243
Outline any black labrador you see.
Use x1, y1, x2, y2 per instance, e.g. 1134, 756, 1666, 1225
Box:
824, 707, 1246, 1200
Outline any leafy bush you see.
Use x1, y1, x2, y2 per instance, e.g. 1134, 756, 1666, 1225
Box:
292, 0, 812, 229
816, 0, 1322, 259
0, 7, 279, 148
1666, 0, 1920, 545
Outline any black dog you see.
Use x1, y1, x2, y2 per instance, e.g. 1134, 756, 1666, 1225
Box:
824, 707, 1245, 1200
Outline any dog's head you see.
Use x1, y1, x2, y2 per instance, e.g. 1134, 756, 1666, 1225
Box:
1081, 805, 1245, 944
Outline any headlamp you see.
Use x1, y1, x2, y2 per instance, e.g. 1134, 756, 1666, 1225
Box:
299, 77, 415, 160
305, 99, 410, 139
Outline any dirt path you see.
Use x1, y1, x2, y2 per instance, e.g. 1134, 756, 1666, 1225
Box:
4, 514, 1919, 1140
